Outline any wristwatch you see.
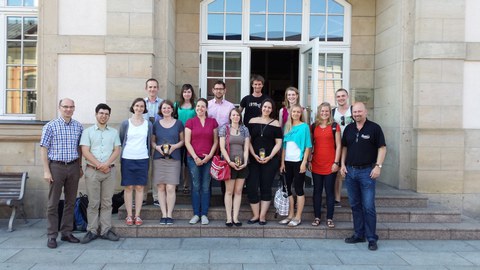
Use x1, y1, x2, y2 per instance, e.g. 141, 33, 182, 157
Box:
375, 163, 382, 168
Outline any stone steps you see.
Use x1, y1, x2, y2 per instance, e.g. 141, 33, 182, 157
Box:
112, 183, 480, 240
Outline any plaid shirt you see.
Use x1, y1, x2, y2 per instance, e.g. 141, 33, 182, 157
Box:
40, 117, 83, 162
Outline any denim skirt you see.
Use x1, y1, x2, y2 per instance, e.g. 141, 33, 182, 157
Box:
121, 158, 149, 186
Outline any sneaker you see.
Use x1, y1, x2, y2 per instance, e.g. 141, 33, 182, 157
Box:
189, 215, 200, 224
134, 216, 143, 226
334, 201, 342, 208
159, 217, 167, 225
101, 230, 119, 241
166, 217, 174, 225
81, 231, 98, 244
201, 215, 209, 225
345, 235, 366, 244
125, 216, 133, 226
153, 200, 160, 207
368, 241, 378, 251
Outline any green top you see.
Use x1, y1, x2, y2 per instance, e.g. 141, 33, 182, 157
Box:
80, 124, 121, 164
175, 101, 196, 125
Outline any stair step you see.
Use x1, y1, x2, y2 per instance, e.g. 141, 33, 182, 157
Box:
111, 217, 480, 240
118, 204, 460, 223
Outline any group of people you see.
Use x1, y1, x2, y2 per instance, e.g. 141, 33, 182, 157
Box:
40, 76, 386, 251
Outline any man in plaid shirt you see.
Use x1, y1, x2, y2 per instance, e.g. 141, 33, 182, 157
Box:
40, 98, 83, 249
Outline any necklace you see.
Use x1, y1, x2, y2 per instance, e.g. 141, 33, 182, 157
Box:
260, 120, 272, 137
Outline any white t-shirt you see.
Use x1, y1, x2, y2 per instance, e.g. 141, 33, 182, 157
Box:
122, 119, 149, 159
285, 141, 301, 162
333, 106, 354, 136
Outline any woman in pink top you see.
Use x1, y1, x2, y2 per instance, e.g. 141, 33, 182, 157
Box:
184, 98, 218, 225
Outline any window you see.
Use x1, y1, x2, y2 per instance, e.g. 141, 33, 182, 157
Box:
207, 0, 243, 40
1, 1, 38, 117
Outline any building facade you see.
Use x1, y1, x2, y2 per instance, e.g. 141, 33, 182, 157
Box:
0, 0, 479, 218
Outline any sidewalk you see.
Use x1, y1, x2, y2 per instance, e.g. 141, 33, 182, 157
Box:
1, 219, 480, 269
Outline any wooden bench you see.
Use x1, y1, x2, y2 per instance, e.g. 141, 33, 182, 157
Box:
0, 172, 28, 232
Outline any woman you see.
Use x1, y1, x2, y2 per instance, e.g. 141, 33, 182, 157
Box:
219, 108, 250, 227
152, 100, 184, 225
174, 84, 197, 194
309, 102, 341, 228
184, 98, 218, 225
279, 104, 312, 227
278, 87, 306, 129
247, 98, 283, 225
119, 98, 153, 226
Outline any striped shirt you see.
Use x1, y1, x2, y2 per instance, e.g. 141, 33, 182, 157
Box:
40, 117, 83, 162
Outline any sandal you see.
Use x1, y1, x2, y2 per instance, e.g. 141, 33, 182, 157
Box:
183, 186, 190, 194
134, 216, 143, 226
125, 216, 133, 226
327, 219, 335, 228
278, 218, 292, 225
311, 218, 321, 226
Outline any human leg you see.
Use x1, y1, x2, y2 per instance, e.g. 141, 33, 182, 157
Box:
99, 167, 115, 235
134, 185, 144, 217
84, 167, 100, 234
166, 184, 176, 218
344, 167, 365, 238
325, 172, 337, 220
233, 178, 245, 223
186, 156, 201, 216
158, 184, 167, 217
291, 161, 306, 222
61, 162, 81, 236
311, 173, 324, 219
283, 161, 295, 220
247, 161, 260, 221
358, 168, 378, 242
224, 179, 235, 223
46, 163, 67, 239
199, 161, 212, 216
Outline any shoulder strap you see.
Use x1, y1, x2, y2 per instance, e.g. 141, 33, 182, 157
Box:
331, 122, 337, 149
332, 107, 336, 117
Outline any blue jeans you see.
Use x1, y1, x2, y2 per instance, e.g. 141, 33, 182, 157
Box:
344, 166, 378, 242
187, 157, 212, 216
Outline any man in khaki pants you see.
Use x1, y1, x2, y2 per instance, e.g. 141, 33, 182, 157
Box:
80, 103, 121, 243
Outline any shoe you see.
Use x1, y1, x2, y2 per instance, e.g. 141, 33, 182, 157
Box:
159, 217, 167, 225
311, 218, 321, 226
189, 215, 200, 224
247, 219, 259, 224
335, 201, 342, 208
259, 220, 267, 225
287, 219, 301, 227
345, 235, 366, 244
47, 238, 57, 249
326, 219, 335, 228
201, 215, 209, 225
278, 218, 292, 225
234, 221, 242, 227
183, 186, 190, 194
81, 231, 98, 244
225, 222, 233, 227
125, 216, 133, 226
101, 230, 119, 241
166, 217, 174, 225
61, 234, 80, 243
368, 241, 378, 251
153, 200, 160, 207
134, 216, 143, 226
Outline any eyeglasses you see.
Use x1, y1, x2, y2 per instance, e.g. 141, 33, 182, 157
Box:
60, 105, 75, 109
340, 116, 345, 126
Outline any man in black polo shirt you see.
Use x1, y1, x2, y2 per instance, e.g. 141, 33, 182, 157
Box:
340, 102, 386, 251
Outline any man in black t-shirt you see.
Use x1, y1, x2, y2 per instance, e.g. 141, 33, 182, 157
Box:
340, 102, 386, 251
239, 74, 270, 125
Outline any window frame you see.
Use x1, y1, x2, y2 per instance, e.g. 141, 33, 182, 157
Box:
0, 2, 38, 120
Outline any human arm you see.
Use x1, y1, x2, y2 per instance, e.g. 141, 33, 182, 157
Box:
240, 136, 250, 170
279, 148, 286, 173
203, 128, 218, 163
300, 147, 310, 173
40, 147, 53, 183
185, 127, 202, 165
340, 146, 348, 177
370, 146, 386, 179
332, 128, 342, 173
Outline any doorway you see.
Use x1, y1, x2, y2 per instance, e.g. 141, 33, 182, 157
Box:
250, 49, 299, 114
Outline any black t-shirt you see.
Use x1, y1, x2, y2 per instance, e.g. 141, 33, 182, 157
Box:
248, 122, 283, 157
240, 94, 270, 125
342, 119, 386, 166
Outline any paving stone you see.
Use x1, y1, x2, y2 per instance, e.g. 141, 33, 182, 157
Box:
336, 251, 408, 265
465, 240, 480, 250
395, 251, 474, 266
0, 248, 21, 262
0, 263, 35, 270
75, 249, 146, 264
244, 264, 312, 270
378, 266, 448, 270
457, 252, 480, 265
296, 239, 360, 251
210, 249, 275, 264
30, 263, 105, 270
120, 238, 181, 250
240, 238, 299, 250
0, 236, 59, 249
368, 240, 420, 252
312, 266, 381, 270
6, 249, 83, 263
173, 264, 242, 270
103, 263, 174, 270
272, 250, 342, 265
143, 250, 209, 264
181, 238, 239, 250
409, 240, 477, 252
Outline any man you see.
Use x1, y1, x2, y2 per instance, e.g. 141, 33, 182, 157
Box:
79, 103, 121, 244
340, 102, 386, 251
143, 78, 163, 206
208, 80, 235, 128
239, 74, 270, 125
332, 88, 354, 207
40, 98, 84, 249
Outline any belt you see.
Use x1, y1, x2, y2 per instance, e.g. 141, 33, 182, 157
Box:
86, 164, 115, 170
349, 164, 373, 169
50, 159, 78, 165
